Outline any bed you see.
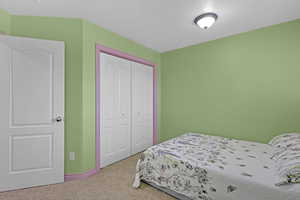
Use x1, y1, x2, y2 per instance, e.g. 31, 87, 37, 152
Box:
133, 133, 300, 200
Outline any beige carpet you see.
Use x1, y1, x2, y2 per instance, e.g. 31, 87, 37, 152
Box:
0, 154, 175, 200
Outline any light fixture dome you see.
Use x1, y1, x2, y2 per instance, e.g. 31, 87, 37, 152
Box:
194, 13, 218, 29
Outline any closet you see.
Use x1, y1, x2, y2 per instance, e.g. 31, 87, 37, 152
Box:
99, 53, 154, 167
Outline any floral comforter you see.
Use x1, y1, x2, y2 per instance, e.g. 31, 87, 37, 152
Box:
133, 133, 300, 200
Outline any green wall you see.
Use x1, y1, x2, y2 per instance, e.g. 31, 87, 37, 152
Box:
81, 20, 161, 172
161, 19, 300, 143
0, 9, 11, 34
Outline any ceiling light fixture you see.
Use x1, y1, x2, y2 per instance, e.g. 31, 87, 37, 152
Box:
194, 12, 218, 29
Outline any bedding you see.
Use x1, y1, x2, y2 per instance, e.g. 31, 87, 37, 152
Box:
275, 146, 300, 176
133, 133, 300, 200
269, 133, 300, 148
268, 133, 300, 185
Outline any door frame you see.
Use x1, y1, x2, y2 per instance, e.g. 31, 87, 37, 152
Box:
95, 44, 157, 170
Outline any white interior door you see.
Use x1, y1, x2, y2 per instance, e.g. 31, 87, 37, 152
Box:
132, 62, 154, 154
0, 35, 64, 192
100, 53, 131, 167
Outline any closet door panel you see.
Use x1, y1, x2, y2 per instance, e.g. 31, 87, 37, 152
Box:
100, 53, 131, 167
132, 62, 153, 154
119, 64, 131, 126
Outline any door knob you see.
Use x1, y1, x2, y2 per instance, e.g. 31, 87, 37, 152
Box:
55, 116, 63, 122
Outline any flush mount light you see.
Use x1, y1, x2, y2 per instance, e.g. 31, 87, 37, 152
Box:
194, 13, 218, 29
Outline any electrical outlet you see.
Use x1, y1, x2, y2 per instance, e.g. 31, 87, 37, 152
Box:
69, 152, 75, 161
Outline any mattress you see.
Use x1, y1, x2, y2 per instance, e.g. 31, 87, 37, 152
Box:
133, 133, 300, 200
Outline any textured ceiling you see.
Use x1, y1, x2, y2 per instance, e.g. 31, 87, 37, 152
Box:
1, 0, 300, 52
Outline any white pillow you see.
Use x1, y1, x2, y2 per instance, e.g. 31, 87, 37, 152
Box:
274, 143, 300, 186
269, 133, 300, 148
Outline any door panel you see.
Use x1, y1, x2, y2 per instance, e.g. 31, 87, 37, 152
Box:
100, 53, 131, 168
11, 49, 53, 126
10, 134, 53, 172
0, 35, 64, 192
132, 62, 153, 154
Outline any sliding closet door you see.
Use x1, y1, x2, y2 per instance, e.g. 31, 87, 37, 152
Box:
132, 62, 154, 154
100, 53, 131, 167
